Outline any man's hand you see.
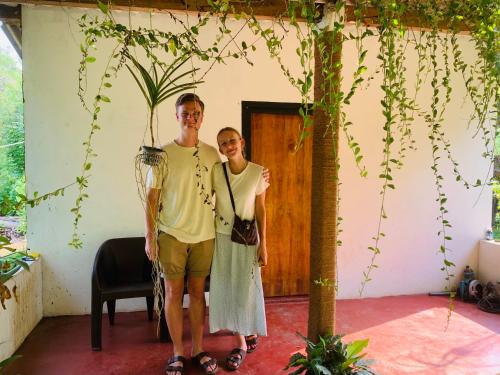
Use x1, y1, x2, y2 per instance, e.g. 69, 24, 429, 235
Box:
262, 168, 270, 184
258, 243, 268, 267
145, 236, 158, 261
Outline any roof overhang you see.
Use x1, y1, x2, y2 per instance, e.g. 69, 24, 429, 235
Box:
0, 4, 21, 58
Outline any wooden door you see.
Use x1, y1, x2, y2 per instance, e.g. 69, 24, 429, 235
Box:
246, 107, 312, 297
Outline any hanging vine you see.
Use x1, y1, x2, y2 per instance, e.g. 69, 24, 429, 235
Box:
17, 0, 499, 304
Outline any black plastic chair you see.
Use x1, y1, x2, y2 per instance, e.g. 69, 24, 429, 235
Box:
91, 237, 155, 351
91, 236, 210, 350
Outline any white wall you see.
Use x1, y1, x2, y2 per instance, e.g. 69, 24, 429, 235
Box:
337, 28, 490, 297
23, 5, 491, 315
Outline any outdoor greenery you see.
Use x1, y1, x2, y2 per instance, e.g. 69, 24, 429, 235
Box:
491, 137, 500, 238
0, 48, 24, 220
492, 179, 500, 238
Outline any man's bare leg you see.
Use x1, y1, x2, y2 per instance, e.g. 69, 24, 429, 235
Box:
165, 278, 185, 374
188, 276, 217, 372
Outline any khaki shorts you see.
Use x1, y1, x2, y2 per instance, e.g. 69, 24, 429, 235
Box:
158, 232, 215, 280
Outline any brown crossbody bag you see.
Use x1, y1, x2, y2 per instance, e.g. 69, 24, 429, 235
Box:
222, 162, 258, 246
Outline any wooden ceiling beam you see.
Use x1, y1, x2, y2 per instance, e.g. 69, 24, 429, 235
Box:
0, 0, 292, 18
0, 1, 470, 31
344, 3, 470, 32
0, 4, 21, 26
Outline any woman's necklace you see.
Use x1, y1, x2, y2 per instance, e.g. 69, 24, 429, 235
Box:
229, 159, 248, 175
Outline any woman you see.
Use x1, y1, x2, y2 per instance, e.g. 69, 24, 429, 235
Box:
209, 127, 269, 371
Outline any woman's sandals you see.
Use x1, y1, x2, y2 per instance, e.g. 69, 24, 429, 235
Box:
165, 356, 186, 375
245, 335, 258, 353
191, 352, 218, 374
225, 348, 247, 371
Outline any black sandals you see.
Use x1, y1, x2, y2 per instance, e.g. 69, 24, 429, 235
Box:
245, 335, 258, 353
225, 348, 247, 371
191, 351, 218, 374
165, 355, 186, 375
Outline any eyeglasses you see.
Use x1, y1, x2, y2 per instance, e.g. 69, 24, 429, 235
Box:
180, 111, 201, 120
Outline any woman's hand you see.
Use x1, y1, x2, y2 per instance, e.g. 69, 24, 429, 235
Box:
258, 243, 268, 267
262, 168, 270, 184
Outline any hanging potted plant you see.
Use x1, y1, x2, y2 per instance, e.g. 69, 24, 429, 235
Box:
125, 52, 203, 166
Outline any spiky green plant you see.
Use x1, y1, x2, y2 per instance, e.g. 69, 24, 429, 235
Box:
126, 54, 203, 147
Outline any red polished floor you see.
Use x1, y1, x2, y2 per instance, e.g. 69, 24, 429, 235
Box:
4, 295, 500, 375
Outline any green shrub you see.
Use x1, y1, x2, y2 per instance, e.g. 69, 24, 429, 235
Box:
285, 333, 376, 375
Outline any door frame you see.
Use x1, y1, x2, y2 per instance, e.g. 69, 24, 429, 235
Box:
241, 101, 311, 160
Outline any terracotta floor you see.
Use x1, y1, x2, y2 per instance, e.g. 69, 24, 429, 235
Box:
4, 295, 500, 375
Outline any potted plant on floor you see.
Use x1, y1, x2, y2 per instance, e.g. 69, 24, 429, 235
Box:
285, 333, 376, 375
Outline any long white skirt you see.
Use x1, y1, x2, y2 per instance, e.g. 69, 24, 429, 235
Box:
209, 233, 267, 336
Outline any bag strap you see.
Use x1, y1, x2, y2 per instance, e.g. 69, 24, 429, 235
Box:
222, 163, 236, 213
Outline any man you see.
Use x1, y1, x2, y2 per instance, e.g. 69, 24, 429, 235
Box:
145, 93, 220, 375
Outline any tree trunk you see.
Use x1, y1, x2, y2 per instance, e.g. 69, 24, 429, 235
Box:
307, 30, 342, 342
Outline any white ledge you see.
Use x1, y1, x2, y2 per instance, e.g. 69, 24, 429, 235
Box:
0, 258, 43, 361
478, 240, 500, 285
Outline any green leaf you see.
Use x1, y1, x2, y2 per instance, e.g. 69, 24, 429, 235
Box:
168, 39, 177, 55
13, 259, 30, 271
346, 338, 369, 359
444, 260, 455, 267
125, 64, 152, 109
156, 83, 202, 105
100, 95, 111, 103
314, 364, 331, 374
97, 0, 109, 14
85, 56, 96, 63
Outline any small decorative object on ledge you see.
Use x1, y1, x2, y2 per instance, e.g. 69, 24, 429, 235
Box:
485, 228, 493, 241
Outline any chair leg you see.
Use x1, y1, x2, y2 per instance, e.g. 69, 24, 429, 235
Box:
158, 278, 171, 342
91, 295, 103, 351
107, 300, 116, 325
146, 296, 154, 321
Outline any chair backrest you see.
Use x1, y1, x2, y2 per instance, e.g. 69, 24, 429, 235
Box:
94, 237, 152, 287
